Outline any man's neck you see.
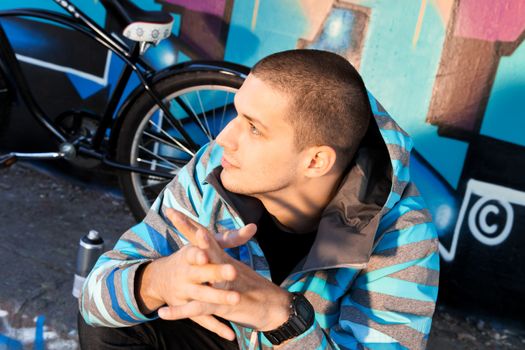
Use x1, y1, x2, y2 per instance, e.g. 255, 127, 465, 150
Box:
255, 172, 344, 233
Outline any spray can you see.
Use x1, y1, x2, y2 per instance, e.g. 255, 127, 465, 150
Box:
72, 230, 104, 298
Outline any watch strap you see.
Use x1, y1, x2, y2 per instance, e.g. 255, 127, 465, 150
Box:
263, 292, 315, 345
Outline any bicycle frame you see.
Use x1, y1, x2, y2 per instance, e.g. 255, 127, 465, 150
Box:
0, 2, 150, 149
0, 0, 249, 178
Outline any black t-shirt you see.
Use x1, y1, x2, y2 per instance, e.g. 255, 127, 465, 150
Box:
255, 210, 317, 285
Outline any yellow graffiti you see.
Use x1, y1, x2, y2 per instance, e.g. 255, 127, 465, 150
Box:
412, 0, 427, 47
252, 0, 261, 31
413, 0, 455, 47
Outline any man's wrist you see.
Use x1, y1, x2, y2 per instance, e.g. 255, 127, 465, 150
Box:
135, 260, 165, 314
258, 290, 293, 331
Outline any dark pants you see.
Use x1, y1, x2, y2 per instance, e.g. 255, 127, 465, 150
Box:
77, 312, 239, 350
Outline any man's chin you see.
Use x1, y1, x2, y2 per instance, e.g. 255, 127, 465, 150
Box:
219, 169, 236, 191
220, 169, 250, 195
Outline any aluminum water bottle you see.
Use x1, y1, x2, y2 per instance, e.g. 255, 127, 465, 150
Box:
72, 230, 104, 298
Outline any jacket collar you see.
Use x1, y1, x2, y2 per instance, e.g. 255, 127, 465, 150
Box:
205, 167, 264, 224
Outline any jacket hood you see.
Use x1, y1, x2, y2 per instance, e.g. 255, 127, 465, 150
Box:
300, 95, 414, 271
206, 94, 414, 272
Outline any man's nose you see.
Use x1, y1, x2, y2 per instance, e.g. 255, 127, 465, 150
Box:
216, 117, 239, 151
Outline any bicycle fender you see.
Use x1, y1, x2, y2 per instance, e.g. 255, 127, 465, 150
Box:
108, 60, 250, 156
153, 60, 251, 81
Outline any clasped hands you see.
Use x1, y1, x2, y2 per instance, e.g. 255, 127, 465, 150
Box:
139, 208, 291, 341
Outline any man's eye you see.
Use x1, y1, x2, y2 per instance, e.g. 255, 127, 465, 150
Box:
249, 123, 261, 136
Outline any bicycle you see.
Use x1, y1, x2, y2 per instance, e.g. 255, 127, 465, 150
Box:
0, 0, 248, 220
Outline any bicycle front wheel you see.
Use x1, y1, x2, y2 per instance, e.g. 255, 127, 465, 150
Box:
116, 70, 243, 220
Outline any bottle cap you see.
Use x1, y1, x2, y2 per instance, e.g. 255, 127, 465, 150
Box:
87, 230, 100, 240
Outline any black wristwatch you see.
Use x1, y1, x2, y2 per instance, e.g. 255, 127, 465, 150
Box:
263, 292, 315, 345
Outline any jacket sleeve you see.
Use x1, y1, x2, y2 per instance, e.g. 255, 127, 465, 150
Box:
274, 182, 439, 350
79, 143, 216, 327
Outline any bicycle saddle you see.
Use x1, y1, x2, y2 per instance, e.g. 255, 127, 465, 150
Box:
100, 0, 173, 43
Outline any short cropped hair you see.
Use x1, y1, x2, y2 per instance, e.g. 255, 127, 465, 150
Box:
251, 49, 371, 169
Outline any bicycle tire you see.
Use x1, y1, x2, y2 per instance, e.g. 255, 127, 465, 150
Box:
116, 70, 244, 221
0, 70, 11, 137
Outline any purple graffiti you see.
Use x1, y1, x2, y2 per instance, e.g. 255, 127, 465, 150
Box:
454, 0, 525, 42
161, 0, 226, 17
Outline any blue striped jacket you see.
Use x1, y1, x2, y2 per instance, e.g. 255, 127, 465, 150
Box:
80, 96, 439, 349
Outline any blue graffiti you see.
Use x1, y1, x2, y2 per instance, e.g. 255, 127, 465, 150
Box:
0, 313, 46, 350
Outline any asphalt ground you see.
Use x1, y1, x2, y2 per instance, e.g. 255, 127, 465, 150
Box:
0, 163, 524, 349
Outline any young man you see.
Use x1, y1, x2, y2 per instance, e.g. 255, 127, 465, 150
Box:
79, 50, 439, 349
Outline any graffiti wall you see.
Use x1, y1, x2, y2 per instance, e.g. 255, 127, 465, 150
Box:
1, 0, 524, 321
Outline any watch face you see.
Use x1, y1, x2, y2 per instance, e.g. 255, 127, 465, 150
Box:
296, 294, 315, 320
296, 297, 313, 318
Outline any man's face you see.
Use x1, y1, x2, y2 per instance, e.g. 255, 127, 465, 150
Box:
216, 74, 304, 196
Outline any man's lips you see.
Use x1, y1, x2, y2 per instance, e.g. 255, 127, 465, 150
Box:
221, 156, 239, 169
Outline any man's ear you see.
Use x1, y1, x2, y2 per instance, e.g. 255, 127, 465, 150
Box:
303, 146, 337, 178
